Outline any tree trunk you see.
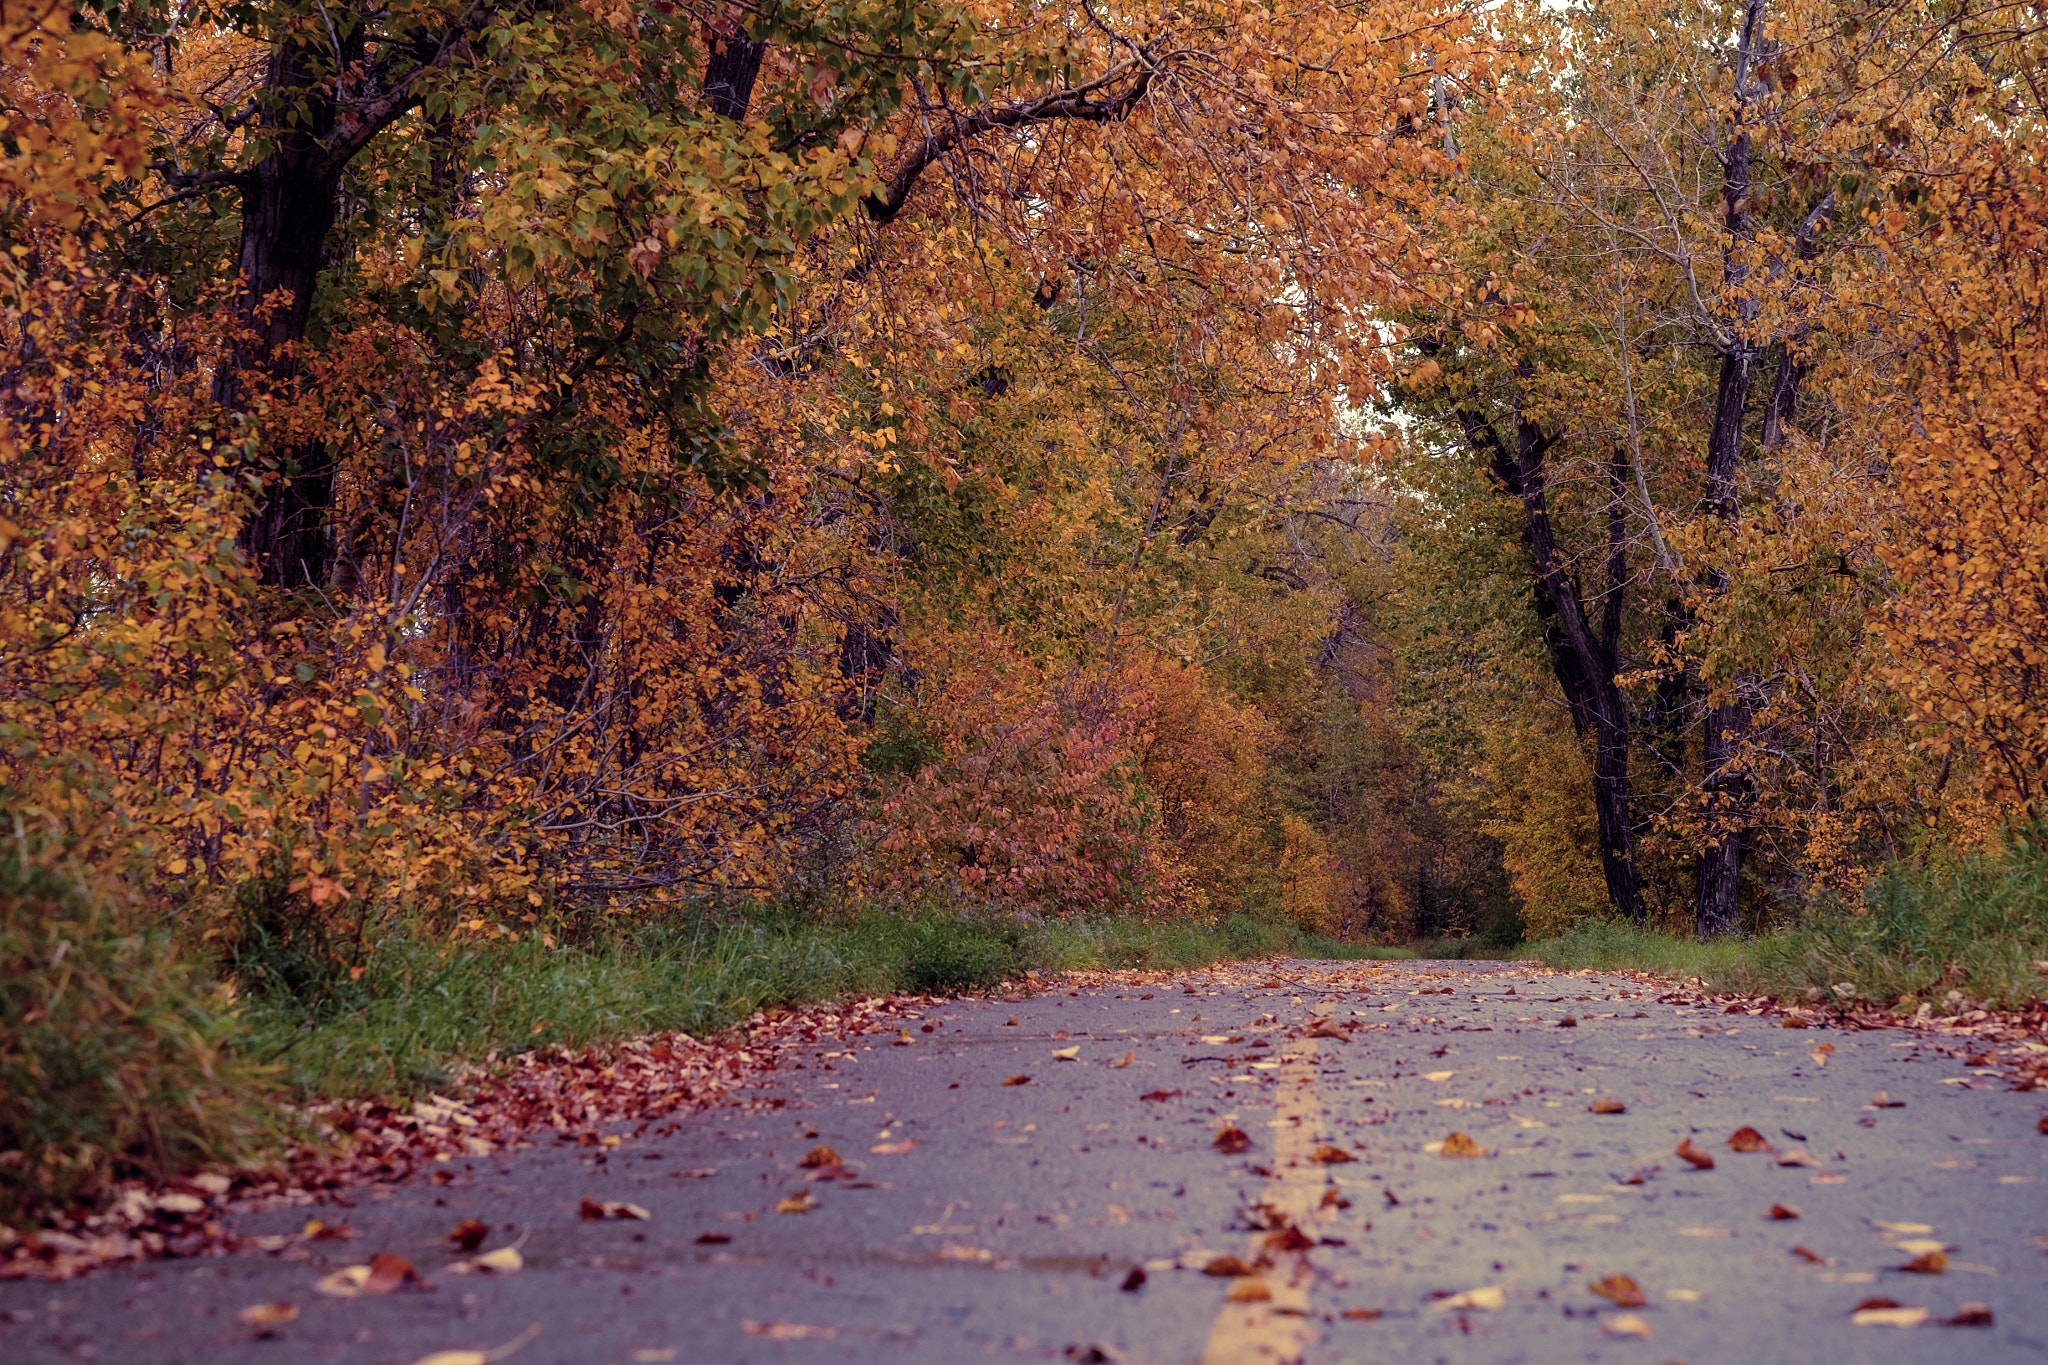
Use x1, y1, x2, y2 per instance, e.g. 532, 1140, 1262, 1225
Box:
1694, 0, 1768, 938
702, 28, 766, 121
1447, 391, 1646, 923
218, 34, 357, 589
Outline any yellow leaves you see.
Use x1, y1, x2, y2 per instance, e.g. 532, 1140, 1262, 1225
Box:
1437, 1132, 1485, 1158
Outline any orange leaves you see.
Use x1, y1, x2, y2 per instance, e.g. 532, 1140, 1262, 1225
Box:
1727, 1126, 1772, 1153
1213, 1128, 1254, 1155
1675, 1138, 1716, 1170
1438, 1132, 1485, 1158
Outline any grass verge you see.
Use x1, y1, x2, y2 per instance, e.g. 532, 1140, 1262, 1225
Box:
1530, 828, 2048, 1010
1, 834, 282, 1226
239, 909, 1412, 1099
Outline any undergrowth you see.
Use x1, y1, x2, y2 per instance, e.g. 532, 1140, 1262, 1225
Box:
238, 908, 1412, 1099
1531, 826, 2048, 1009
0, 831, 281, 1226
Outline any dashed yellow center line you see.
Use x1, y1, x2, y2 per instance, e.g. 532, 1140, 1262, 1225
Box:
1199, 1033, 1334, 1365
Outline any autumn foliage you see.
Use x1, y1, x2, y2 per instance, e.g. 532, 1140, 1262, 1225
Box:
2, 0, 2045, 999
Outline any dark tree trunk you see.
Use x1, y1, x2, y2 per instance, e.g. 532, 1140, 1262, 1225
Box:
702, 29, 766, 121
1694, 0, 1769, 938
1515, 416, 1648, 924
217, 33, 358, 590
1448, 393, 1646, 923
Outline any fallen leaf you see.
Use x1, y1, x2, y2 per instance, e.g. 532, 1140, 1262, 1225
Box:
1587, 1274, 1646, 1308
1139, 1089, 1181, 1101
694, 1232, 731, 1244
804, 1162, 857, 1182
1892, 1239, 1947, 1255
238, 1302, 298, 1330
302, 1219, 353, 1241
317, 1254, 427, 1298
1003, 1075, 1031, 1086
1873, 1221, 1933, 1235
1440, 1132, 1485, 1158
1809, 1042, 1835, 1068
315, 1265, 375, 1297
1790, 1246, 1828, 1264
1309, 1144, 1355, 1164
1432, 1286, 1505, 1311
154, 1192, 206, 1215
1852, 1306, 1930, 1327
1946, 1303, 1995, 1327
1601, 1313, 1652, 1339
798, 1145, 843, 1168
869, 1139, 916, 1155
1775, 1147, 1818, 1167
365, 1253, 427, 1293
1120, 1266, 1146, 1292
1620, 1164, 1660, 1186
1214, 1127, 1253, 1155
1341, 1307, 1382, 1320
1896, 1250, 1947, 1274
1112, 1052, 1134, 1069
1767, 1203, 1801, 1221
1870, 1091, 1906, 1108
1421, 1069, 1455, 1082
893, 1030, 914, 1046
774, 1192, 818, 1214
1675, 1138, 1716, 1170
1202, 1255, 1255, 1277
579, 1199, 650, 1221
1728, 1126, 1773, 1153
2037, 1115, 2048, 1135
407, 1323, 541, 1365
1263, 1225, 1315, 1253
742, 1321, 838, 1340
471, 1246, 524, 1274
448, 1219, 490, 1253
1305, 1022, 1350, 1040
1053, 1046, 1080, 1061
1589, 1097, 1626, 1114
1558, 1016, 1577, 1028
1226, 1279, 1272, 1302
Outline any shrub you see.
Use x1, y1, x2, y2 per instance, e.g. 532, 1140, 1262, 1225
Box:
0, 836, 278, 1226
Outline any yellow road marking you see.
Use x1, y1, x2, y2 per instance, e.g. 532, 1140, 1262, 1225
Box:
1199, 1034, 1333, 1365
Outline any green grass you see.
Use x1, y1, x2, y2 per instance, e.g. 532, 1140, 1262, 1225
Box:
237, 909, 1411, 1099
1529, 827, 2048, 1009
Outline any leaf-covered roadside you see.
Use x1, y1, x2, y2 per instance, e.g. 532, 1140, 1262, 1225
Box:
0, 987, 951, 1280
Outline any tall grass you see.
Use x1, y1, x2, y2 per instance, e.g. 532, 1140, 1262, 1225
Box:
238, 908, 1413, 1099
1532, 826, 2048, 1008
1, 834, 281, 1225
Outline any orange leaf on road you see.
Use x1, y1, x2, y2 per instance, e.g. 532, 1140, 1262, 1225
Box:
1214, 1127, 1253, 1154
1587, 1274, 1646, 1308
1676, 1138, 1715, 1169
1440, 1132, 1485, 1158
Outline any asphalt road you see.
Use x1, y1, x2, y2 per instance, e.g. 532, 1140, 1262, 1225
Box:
4, 959, 2045, 1364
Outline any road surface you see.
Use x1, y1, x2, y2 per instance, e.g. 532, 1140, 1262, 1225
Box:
4, 959, 2043, 1363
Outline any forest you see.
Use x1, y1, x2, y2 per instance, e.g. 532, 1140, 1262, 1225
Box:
2, 0, 2045, 1218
